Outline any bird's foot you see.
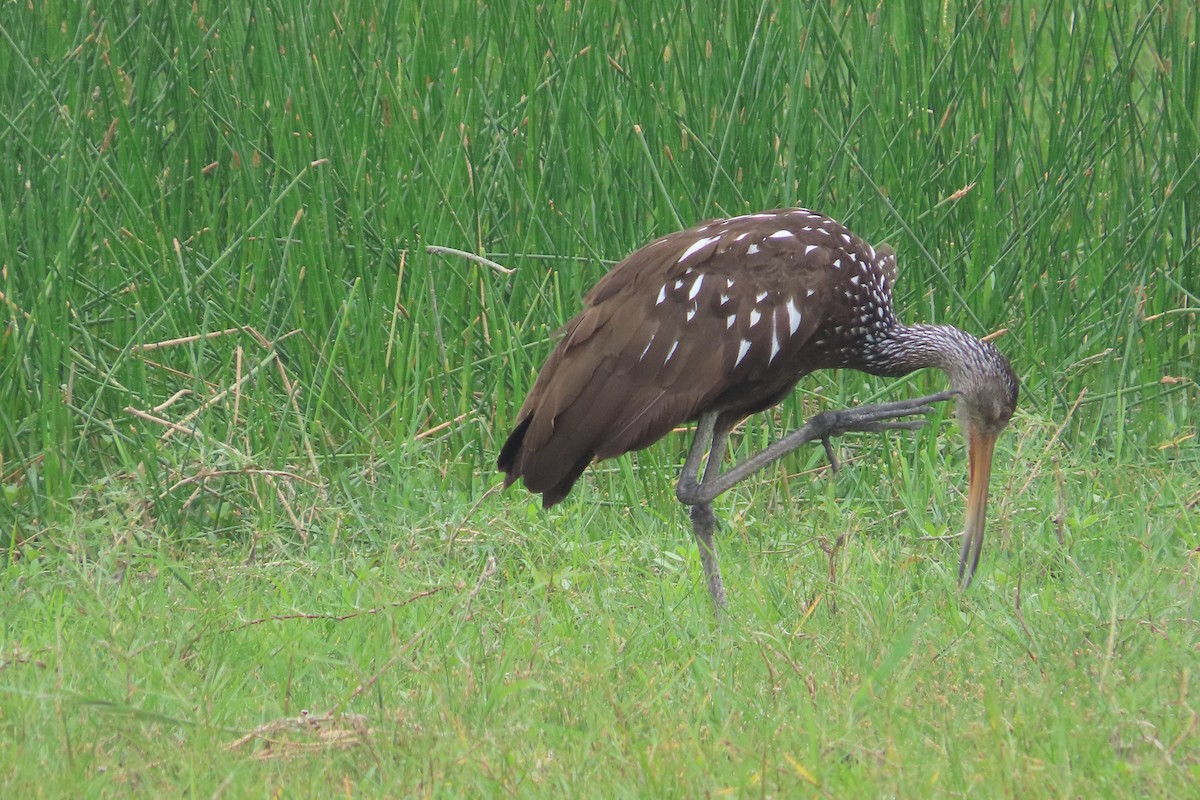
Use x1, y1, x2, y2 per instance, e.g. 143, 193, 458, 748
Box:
821, 436, 841, 473
814, 391, 954, 475
808, 391, 956, 440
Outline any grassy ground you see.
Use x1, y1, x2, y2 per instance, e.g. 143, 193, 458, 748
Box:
2, 0, 1198, 796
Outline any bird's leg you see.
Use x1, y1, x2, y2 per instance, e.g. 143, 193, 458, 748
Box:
676, 413, 732, 612
674, 391, 952, 611
676, 412, 717, 502
689, 502, 726, 612
684, 391, 956, 506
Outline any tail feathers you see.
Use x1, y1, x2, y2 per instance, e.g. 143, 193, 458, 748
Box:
496, 415, 532, 487
497, 385, 697, 507
496, 412, 596, 508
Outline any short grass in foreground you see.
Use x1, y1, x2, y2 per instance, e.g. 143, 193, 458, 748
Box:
3, 423, 1197, 797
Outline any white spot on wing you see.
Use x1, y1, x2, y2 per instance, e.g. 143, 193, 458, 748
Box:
769, 324, 781, 363
735, 339, 752, 367
804, 244, 819, 255
806, 288, 816, 297
688, 275, 705, 301
786, 298, 802, 334
656, 285, 667, 306
850, 275, 860, 286
747, 244, 760, 255
768, 230, 794, 240
840, 233, 852, 245
679, 235, 719, 263
719, 293, 730, 305
726, 316, 736, 329
755, 291, 768, 303
686, 305, 698, 322
664, 340, 679, 364
749, 309, 762, 327
639, 332, 656, 361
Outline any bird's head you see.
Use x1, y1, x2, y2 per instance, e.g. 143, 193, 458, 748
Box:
946, 339, 1018, 588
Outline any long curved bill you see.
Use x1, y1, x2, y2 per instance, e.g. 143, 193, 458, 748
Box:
959, 428, 998, 589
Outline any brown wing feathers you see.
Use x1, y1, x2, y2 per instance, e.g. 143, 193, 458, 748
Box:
498, 287, 716, 507
498, 209, 855, 506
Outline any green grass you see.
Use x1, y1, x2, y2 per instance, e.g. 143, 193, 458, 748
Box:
2, 0, 1198, 796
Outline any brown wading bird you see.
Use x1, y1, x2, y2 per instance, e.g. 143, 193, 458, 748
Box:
498, 208, 1018, 610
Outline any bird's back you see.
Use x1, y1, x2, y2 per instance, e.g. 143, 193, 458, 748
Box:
498, 208, 901, 506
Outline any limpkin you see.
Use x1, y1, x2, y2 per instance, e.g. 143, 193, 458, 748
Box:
498, 208, 1017, 609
